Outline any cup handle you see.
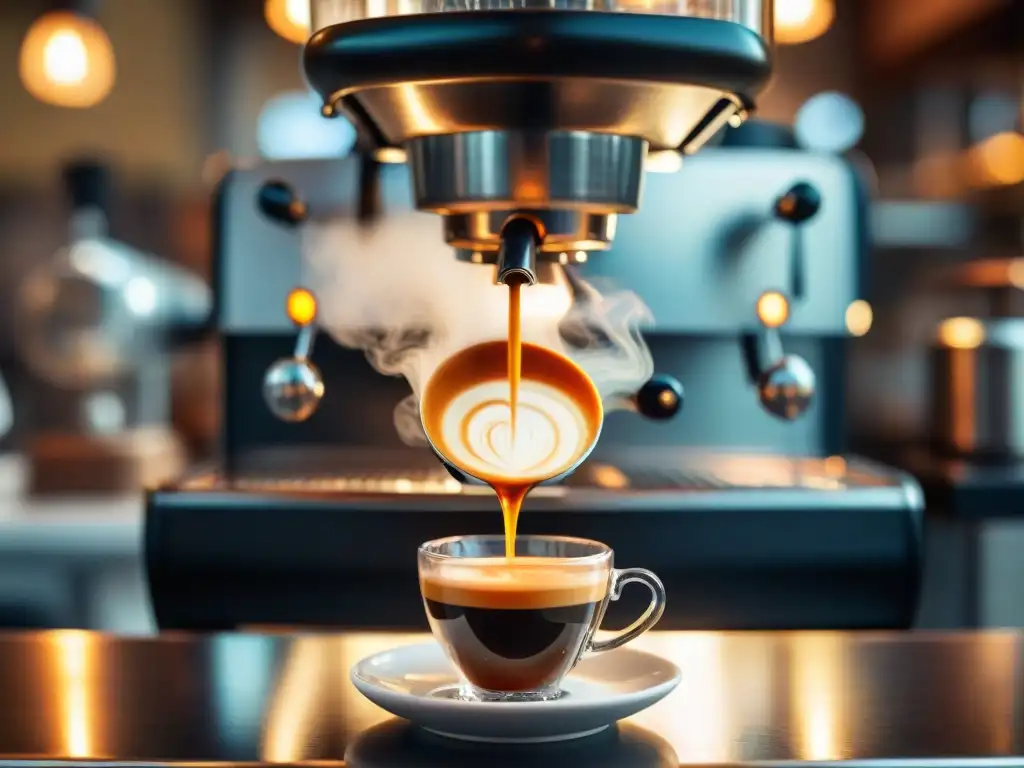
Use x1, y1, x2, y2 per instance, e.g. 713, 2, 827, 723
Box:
589, 568, 666, 654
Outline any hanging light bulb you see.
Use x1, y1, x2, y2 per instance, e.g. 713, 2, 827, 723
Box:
19, 10, 116, 108
774, 0, 835, 45
266, 0, 311, 44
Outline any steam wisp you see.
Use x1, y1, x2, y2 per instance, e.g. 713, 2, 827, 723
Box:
302, 214, 655, 445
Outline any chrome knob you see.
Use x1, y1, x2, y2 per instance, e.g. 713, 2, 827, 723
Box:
263, 357, 324, 422
757, 354, 815, 421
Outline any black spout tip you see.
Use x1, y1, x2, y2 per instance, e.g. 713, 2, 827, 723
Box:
257, 180, 308, 227
636, 374, 684, 420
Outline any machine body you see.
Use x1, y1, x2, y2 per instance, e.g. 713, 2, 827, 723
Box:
146, 148, 923, 632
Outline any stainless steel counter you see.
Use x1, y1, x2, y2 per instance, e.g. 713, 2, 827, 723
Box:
0, 631, 1020, 766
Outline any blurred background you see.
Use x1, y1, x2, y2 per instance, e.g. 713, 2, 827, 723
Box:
0, 0, 1020, 634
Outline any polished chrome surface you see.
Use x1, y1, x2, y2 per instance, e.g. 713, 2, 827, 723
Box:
311, 0, 774, 40
409, 131, 646, 214
447, 210, 615, 253
262, 356, 325, 422
930, 318, 1024, 458
0, 631, 1018, 764
495, 216, 540, 285
758, 354, 816, 421
357, 80, 738, 151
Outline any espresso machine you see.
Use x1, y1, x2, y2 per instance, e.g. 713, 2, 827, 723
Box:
146, 0, 923, 631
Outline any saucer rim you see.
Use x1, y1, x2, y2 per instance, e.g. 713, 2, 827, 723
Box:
350, 640, 682, 710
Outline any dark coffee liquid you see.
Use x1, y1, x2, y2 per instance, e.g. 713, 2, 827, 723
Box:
421, 559, 607, 692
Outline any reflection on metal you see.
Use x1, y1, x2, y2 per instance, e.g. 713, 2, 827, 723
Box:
790, 633, 847, 760
262, 638, 328, 761
0, 631, 1022, 763
630, 633, 728, 762
211, 636, 275, 749
50, 631, 94, 758
264, 633, 426, 761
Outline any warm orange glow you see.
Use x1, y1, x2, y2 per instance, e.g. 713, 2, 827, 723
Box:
968, 132, 1024, 188
775, 0, 835, 44
374, 147, 408, 164
286, 288, 318, 327
757, 290, 790, 329
265, 0, 311, 44
19, 12, 115, 108
938, 317, 985, 350
591, 464, 630, 490
845, 300, 873, 337
790, 634, 847, 760
50, 631, 95, 758
645, 150, 684, 174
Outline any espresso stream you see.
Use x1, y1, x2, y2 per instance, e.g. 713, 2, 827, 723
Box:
421, 285, 602, 558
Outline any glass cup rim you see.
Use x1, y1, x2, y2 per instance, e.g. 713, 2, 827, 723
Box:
418, 533, 611, 565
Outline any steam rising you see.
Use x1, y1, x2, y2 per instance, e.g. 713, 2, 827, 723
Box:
302, 214, 654, 446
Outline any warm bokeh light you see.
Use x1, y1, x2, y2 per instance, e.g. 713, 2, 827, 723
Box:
938, 317, 985, 350
286, 288, 318, 326
645, 150, 684, 174
374, 147, 408, 164
774, 0, 835, 45
757, 290, 791, 329
845, 300, 873, 337
967, 131, 1024, 188
265, 0, 311, 44
19, 12, 116, 108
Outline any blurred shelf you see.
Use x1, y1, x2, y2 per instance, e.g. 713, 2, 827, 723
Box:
0, 454, 142, 561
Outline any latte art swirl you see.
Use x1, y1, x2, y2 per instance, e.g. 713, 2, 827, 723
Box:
440, 380, 590, 483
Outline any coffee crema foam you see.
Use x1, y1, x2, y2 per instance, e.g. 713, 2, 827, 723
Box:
441, 380, 590, 484
421, 558, 609, 609
420, 340, 603, 488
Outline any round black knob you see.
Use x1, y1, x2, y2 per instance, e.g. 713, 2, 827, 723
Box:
774, 182, 821, 224
257, 180, 308, 227
635, 374, 684, 420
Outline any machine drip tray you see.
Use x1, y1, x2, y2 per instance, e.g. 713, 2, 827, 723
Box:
146, 450, 924, 632
173, 449, 917, 505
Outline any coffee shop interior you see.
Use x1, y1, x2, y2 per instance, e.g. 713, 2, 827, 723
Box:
0, 0, 1023, 763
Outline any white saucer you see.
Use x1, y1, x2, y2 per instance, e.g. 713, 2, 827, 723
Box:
350, 641, 681, 743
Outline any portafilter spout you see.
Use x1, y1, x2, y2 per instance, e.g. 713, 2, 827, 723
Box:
496, 217, 541, 287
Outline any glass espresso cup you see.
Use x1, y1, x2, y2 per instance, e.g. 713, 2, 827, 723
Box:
418, 534, 666, 702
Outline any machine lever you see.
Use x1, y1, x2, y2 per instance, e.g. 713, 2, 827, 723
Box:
746, 290, 816, 422
257, 180, 308, 228
773, 181, 820, 301
262, 289, 324, 423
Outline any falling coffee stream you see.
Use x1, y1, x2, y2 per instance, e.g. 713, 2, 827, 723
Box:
504, 282, 524, 558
